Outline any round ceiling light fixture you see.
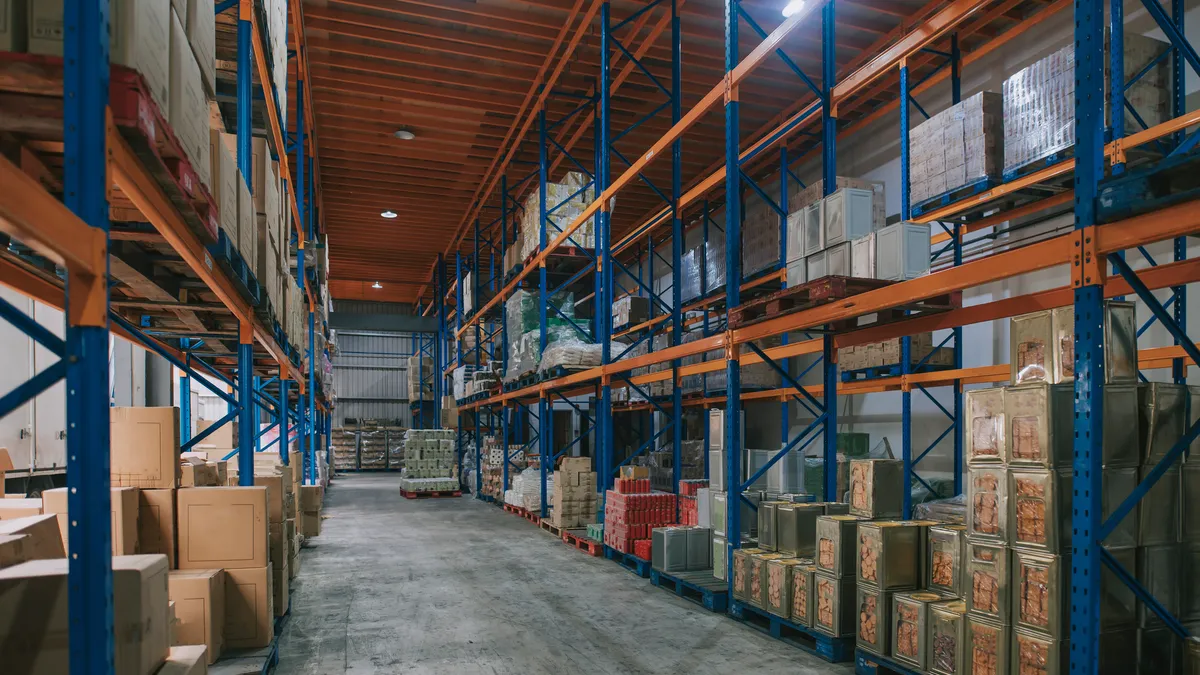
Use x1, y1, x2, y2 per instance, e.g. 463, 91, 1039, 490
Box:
371, 281, 383, 289
782, 1, 805, 16
393, 129, 416, 140
381, 210, 398, 219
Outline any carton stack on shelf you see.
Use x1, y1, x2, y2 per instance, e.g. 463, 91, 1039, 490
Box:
612, 296, 651, 330
909, 92, 1004, 205
399, 429, 459, 493
517, 171, 598, 261
253, 460, 294, 619
550, 457, 598, 529
407, 354, 435, 401
838, 332, 955, 373
603, 467, 676, 555
780, 177, 888, 287
331, 427, 358, 471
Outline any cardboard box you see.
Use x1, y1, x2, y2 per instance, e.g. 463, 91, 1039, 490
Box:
268, 521, 286, 566
301, 510, 321, 537
0, 449, 12, 489
300, 485, 324, 512
0, 534, 29, 568
251, 138, 276, 216
168, 568, 224, 664
210, 460, 228, 486
0, 515, 63, 559
185, 0, 215, 96
0, 555, 171, 675
159, 645, 207, 675
0, 498, 42, 519
111, 407, 181, 489
272, 555, 288, 617
169, 8, 210, 189
224, 564, 273, 649
139, 488, 177, 569
29, 0, 171, 114
254, 472, 292, 523
288, 550, 299, 581
196, 417, 234, 451
210, 133, 238, 242
177, 487, 269, 570
0, 0, 27, 52
237, 165, 255, 264
181, 458, 219, 487
42, 487, 139, 555
619, 466, 649, 480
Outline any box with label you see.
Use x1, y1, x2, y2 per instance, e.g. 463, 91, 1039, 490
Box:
111, 407, 181, 489
177, 487, 269, 570
168, 568, 224, 664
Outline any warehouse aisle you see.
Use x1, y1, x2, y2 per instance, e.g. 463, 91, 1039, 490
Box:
276, 474, 851, 675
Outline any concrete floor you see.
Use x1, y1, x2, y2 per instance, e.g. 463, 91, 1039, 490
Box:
276, 474, 852, 675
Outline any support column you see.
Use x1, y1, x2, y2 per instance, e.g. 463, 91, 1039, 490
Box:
236, 0, 252, 187
252, 376, 262, 453
238, 323, 255, 486
723, 0, 743, 581
180, 347, 192, 445
899, 59, 913, 517
280, 377, 290, 464
597, 2, 614, 514
307, 309, 316, 483
670, 0, 683, 509
821, 0, 839, 502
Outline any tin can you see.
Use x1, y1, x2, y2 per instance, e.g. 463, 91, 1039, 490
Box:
822, 502, 852, 516
1012, 628, 1068, 675
1010, 309, 1058, 385
730, 547, 764, 602
928, 524, 967, 596
1137, 544, 1181, 628
1184, 635, 1200, 675
966, 540, 1009, 624
1140, 466, 1181, 545
813, 571, 856, 637
1013, 549, 1067, 638
967, 467, 1007, 542
966, 388, 1006, 465
1100, 629, 1138, 675
1100, 467, 1140, 549
1138, 626, 1182, 675
749, 552, 784, 609
816, 514, 864, 577
858, 521, 924, 589
1008, 468, 1071, 552
858, 582, 903, 656
712, 535, 727, 581
757, 501, 782, 552
891, 590, 946, 669
1005, 383, 1074, 468
849, 458, 905, 518
776, 502, 822, 557
1010, 302, 1136, 386
1140, 383, 1187, 465
765, 557, 802, 618
929, 600, 968, 675
711, 490, 727, 539
966, 615, 1009, 675
791, 563, 816, 627
1101, 384, 1143, 468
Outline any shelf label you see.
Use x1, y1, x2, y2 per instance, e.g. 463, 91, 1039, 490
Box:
204, 252, 213, 271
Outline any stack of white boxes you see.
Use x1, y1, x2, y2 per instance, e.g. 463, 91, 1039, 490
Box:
400, 429, 458, 492
909, 92, 1003, 205
783, 178, 886, 287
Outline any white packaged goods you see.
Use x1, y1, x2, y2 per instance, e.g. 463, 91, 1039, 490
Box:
875, 222, 931, 281
823, 188, 874, 247
462, 271, 474, 315
909, 92, 1003, 205
185, 0, 215, 96
30, 0, 172, 115
787, 259, 807, 287
168, 9, 210, 189
786, 209, 806, 263
519, 171, 597, 260
791, 178, 885, 232
452, 365, 478, 401
807, 250, 827, 281
851, 233, 876, 279
803, 202, 825, 256
826, 242, 851, 278
516, 467, 553, 512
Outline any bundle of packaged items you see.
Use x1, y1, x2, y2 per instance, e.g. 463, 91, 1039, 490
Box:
909, 92, 1003, 205
838, 332, 955, 373
358, 426, 387, 470
452, 364, 480, 401
331, 427, 358, 471
503, 288, 628, 381
517, 171, 599, 260
678, 479, 709, 526
678, 215, 726, 303
550, 457, 598, 528
603, 466, 677, 555
516, 467, 553, 513
612, 296, 651, 330
406, 353, 436, 400
401, 428, 457, 489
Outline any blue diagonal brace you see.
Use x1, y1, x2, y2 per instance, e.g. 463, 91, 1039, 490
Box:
0, 293, 65, 356
1099, 547, 1189, 638
0, 361, 66, 420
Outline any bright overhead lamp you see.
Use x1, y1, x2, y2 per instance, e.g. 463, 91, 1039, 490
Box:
393, 129, 416, 140
372, 281, 383, 289
381, 210, 398, 219
782, 0, 805, 17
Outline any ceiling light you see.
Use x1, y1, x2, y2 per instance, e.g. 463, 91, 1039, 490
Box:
381, 210, 397, 219
782, 0, 805, 17
393, 129, 416, 140
372, 281, 382, 289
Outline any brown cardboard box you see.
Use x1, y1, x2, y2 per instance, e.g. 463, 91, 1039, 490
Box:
196, 418, 234, 451
0, 515, 64, 559
0, 554, 171, 674
268, 522, 285, 566
0, 449, 12, 489
254, 472, 292, 523
111, 407, 181, 489
224, 564, 273, 649
42, 487, 139, 555
169, 568, 224, 664
159, 645, 207, 675
301, 510, 321, 537
139, 489, 177, 569
177, 487, 269, 570
300, 485, 323, 512
0, 498, 42, 519
288, 550, 299, 580
0, 534, 29, 568
619, 466, 649, 480
181, 458, 219, 487
210, 460, 228, 486
272, 555, 288, 617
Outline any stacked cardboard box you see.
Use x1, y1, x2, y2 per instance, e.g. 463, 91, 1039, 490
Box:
837, 333, 955, 373
550, 457, 597, 529
612, 296, 651, 330
254, 462, 294, 618
401, 429, 458, 491
301, 485, 324, 538
909, 92, 1003, 205
517, 171, 598, 261
407, 354, 436, 401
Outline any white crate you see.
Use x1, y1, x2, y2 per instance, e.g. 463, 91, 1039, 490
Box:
852, 233, 877, 279
823, 188, 874, 247
875, 222, 931, 281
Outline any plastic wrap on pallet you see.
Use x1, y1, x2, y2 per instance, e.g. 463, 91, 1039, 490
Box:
910, 91, 1003, 206
912, 494, 967, 525
518, 171, 599, 260
539, 334, 629, 373
517, 467, 553, 512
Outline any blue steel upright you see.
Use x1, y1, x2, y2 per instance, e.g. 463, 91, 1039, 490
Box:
280, 378, 290, 464
236, 2, 252, 187
238, 336, 255, 485
64, 0, 114, 670
821, 0, 838, 502
598, 1, 613, 516
308, 309, 316, 483
669, 0, 683, 507
723, 0, 743, 584
1069, 0, 1105, 673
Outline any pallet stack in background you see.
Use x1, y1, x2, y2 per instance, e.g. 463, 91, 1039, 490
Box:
331, 427, 359, 472
329, 420, 409, 472
550, 458, 598, 529
399, 429, 459, 494
407, 353, 436, 402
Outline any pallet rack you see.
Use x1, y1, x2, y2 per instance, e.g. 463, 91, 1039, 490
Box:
0, 1, 331, 669
426, 0, 1200, 671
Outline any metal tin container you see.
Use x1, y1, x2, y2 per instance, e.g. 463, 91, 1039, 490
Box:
1102, 467, 1140, 549
1187, 635, 1200, 675
730, 547, 764, 602
1005, 383, 1074, 468
785, 209, 805, 263
1102, 384, 1143, 468
813, 571, 856, 637
1010, 309, 1060, 385
966, 388, 1006, 465
928, 524, 967, 596
1137, 544, 1181, 627
749, 553, 785, 609
708, 451, 726, 491
711, 490, 727, 538
686, 527, 711, 571
1010, 302, 1136, 385
713, 536, 727, 581
822, 502, 851, 516
875, 221, 931, 281
929, 600, 968, 675
803, 201, 824, 256
891, 590, 946, 669
786, 258, 806, 287
849, 458, 905, 518
966, 615, 1009, 675
858, 521, 924, 589
1189, 545, 1200, 622
851, 232, 876, 279
807, 250, 827, 280
826, 242, 852, 277
1012, 628, 1068, 675
1013, 549, 1067, 638
966, 540, 1009, 624
1184, 461, 1200, 541
765, 557, 803, 618
857, 582, 903, 655
816, 514, 863, 577
1101, 546, 1137, 630
758, 501, 783, 552
1140, 383, 1187, 465
1139, 466, 1181, 546
967, 466, 1007, 542
697, 488, 711, 529
1008, 468, 1071, 552
791, 563, 816, 627
777, 502, 822, 557
1190, 386, 1200, 458
1100, 628, 1138, 675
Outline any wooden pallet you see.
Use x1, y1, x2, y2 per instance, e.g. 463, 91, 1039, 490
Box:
729, 276, 891, 329
399, 489, 462, 500
562, 529, 603, 556
728, 600, 854, 663
650, 569, 728, 612
539, 520, 563, 537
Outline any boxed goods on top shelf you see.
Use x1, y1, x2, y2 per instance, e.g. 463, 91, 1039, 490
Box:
909, 92, 1003, 205
518, 171, 598, 261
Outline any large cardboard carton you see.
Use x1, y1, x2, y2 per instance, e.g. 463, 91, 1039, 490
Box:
42, 487, 140, 555
168, 568, 224, 664
0, 515, 64, 559
168, 8, 210, 189
0, 449, 12, 489
301, 509, 321, 538
185, 0, 215, 96
210, 460, 228, 486
0, 534, 29, 568
111, 407, 181, 489
254, 472, 292, 524
139, 488, 177, 569
210, 132, 238, 242
177, 487, 268, 570
181, 457, 219, 487
0, 554, 171, 674
0, 498, 41, 520
196, 417, 235, 452
271, 555, 288, 617
224, 564, 273, 649
29, 0, 171, 114
268, 521, 286, 566
237, 164, 255, 264
300, 485, 324, 512
159, 644, 207, 675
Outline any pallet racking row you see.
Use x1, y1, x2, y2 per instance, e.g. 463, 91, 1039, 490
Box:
0, 0, 332, 669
